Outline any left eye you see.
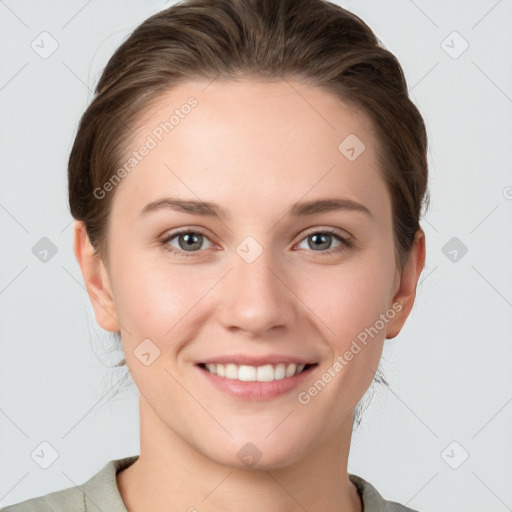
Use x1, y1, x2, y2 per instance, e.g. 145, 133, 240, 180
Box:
160, 229, 352, 258
296, 231, 349, 252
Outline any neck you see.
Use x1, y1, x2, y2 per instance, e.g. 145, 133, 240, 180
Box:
117, 395, 363, 512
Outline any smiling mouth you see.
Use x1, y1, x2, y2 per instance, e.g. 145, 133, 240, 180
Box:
197, 362, 318, 382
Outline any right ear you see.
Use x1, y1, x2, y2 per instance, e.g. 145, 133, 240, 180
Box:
72, 220, 120, 333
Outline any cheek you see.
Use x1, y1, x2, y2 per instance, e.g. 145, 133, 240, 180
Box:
297, 265, 393, 405
299, 259, 395, 345
109, 252, 199, 343
111, 263, 199, 392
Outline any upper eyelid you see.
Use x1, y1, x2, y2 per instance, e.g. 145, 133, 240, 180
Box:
298, 226, 351, 239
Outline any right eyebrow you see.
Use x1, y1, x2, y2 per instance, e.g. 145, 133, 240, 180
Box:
139, 197, 226, 219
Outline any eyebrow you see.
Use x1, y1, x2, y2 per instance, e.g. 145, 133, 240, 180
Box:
139, 196, 372, 219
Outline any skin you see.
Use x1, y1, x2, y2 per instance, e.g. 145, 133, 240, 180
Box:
74, 77, 426, 512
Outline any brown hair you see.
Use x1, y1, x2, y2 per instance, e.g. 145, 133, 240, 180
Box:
69, 0, 429, 423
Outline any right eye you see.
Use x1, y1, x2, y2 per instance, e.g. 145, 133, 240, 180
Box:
160, 229, 214, 258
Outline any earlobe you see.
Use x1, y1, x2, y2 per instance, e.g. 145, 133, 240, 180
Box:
385, 228, 426, 340
72, 220, 120, 333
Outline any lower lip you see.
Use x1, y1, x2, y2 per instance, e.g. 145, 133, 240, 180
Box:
195, 364, 317, 401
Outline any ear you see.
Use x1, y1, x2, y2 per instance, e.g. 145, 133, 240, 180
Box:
72, 220, 120, 333
386, 228, 426, 339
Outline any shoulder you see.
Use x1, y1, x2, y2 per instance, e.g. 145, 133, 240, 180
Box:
0, 488, 82, 512
0, 456, 139, 512
349, 473, 422, 512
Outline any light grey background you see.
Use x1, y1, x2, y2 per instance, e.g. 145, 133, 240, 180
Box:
1, 1, 511, 510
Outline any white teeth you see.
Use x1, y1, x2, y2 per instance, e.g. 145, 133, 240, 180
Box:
205, 363, 217, 374
274, 363, 286, 380
285, 363, 296, 377
204, 362, 308, 382
239, 365, 257, 381
225, 363, 238, 379
256, 364, 274, 382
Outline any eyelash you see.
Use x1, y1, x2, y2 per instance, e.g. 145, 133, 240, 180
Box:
159, 228, 354, 259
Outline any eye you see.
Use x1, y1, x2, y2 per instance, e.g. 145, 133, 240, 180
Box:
295, 229, 353, 255
160, 229, 213, 258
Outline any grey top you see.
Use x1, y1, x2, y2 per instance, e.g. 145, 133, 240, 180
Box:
0, 455, 420, 512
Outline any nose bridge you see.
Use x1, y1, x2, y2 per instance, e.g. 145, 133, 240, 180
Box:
217, 237, 296, 335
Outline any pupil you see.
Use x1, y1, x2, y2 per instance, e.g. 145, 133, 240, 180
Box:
181, 233, 201, 250
311, 233, 330, 250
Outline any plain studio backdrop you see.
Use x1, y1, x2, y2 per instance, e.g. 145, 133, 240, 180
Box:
0, 1, 511, 511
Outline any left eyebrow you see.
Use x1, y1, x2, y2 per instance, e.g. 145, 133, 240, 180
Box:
138, 196, 372, 220
288, 197, 372, 218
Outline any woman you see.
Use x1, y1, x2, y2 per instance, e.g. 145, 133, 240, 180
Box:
1, 0, 428, 510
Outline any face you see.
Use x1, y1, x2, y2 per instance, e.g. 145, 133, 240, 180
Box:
76, 78, 423, 470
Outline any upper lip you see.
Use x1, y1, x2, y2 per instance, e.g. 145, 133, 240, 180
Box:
196, 354, 317, 366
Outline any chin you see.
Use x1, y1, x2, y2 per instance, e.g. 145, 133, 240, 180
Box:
201, 437, 308, 471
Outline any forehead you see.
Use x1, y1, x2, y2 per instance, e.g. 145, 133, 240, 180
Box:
136, 77, 378, 146
111, 78, 389, 222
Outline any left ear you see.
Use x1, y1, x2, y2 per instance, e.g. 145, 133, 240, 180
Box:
386, 228, 426, 339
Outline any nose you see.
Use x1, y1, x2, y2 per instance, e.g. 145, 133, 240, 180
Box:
217, 245, 298, 338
